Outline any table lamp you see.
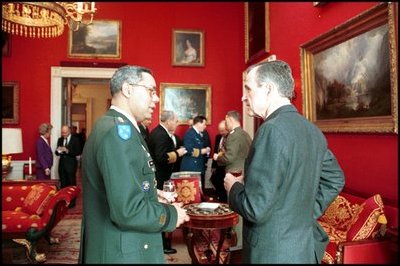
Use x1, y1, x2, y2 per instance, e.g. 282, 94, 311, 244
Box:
2, 128, 23, 179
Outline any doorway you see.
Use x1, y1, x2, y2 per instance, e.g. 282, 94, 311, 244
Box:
50, 67, 116, 178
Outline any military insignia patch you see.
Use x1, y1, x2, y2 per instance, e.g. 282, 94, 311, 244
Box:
117, 125, 131, 140
142, 181, 150, 192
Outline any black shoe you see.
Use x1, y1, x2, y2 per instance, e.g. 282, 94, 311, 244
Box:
163, 248, 177, 254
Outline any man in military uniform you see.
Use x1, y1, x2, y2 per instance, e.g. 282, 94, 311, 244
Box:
79, 65, 190, 263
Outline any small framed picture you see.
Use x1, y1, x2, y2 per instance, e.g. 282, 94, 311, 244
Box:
2, 81, 19, 124
172, 29, 204, 67
68, 20, 121, 59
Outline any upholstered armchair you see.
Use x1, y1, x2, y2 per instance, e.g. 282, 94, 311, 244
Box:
318, 192, 397, 264
2, 182, 80, 263
170, 171, 203, 205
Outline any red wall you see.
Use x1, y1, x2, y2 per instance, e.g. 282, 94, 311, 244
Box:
2, 2, 398, 204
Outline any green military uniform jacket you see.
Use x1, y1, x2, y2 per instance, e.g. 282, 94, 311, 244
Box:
79, 109, 178, 263
216, 126, 252, 172
229, 105, 345, 263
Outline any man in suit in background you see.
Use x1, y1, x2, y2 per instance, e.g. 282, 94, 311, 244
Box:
148, 110, 187, 254
55, 124, 81, 207
139, 118, 152, 144
210, 120, 229, 202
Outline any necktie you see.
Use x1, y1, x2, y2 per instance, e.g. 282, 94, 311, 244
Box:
219, 136, 226, 151
63, 138, 68, 146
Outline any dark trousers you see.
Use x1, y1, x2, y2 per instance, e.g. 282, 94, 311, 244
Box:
162, 232, 173, 249
58, 157, 77, 206
210, 166, 227, 203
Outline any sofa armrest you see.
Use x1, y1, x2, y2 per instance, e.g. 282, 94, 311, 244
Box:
337, 238, 398, 264
41, 186, 80, 223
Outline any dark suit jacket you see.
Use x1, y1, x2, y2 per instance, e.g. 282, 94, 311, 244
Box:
148, 125, 179, 189
79, 109, 178, 263
228, 105, 345, 263
172, 134, 183, 173
180, 127, 207, 174
139, 124, 150, 144
35, 136, 53, 171
55, 134, 81, 168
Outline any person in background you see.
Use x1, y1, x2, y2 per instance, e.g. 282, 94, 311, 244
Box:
224, 60, 345, 263
139, 118, 152, 144
35, 123, 53, 180
180, 115, 211, 191
79, 65, 189, 264
148, 110, 187, 254
215, 110, 252, 175
55, 124, 81, 206
210, 120, 229, 202
171, 130, 183, 173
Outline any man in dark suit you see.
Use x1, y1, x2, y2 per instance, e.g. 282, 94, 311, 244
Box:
148, 110, 187, 254
35, 123, 54, 180
224, 60, 345, 263
55, 125, 81, 207
210, 120, 229, 202
139, 118, 151, 144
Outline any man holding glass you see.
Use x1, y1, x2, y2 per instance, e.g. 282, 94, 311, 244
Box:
148, 110, 187, 254
79, 66, 189, 263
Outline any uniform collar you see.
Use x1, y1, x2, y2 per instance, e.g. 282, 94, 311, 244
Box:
110, 105, 140, 133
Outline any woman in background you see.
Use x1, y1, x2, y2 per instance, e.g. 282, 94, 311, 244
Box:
35, 123, 53, 180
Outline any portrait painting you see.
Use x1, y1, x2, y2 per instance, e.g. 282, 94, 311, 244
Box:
2, 81, 19, 124
245, 2, 270, 63
68, 20, 121, 59
301, 2, 398, 133
160, 83, 211, 125
172, 29, 204, 67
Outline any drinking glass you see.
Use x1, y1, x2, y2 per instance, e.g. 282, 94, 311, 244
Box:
163, 180, 176, 203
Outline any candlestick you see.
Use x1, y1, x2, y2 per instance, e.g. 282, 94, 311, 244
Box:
29, 157, 32, 175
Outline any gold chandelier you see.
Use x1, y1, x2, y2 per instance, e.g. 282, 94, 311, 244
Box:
2, 2, 96, 38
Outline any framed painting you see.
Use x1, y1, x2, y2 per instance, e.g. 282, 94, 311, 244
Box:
2, 81, 19, 124
160, 83, 211, 125
68, 20, 121, 59
245, 2, 270, 64
301, 2, 398, 133
172, 29, 204, 67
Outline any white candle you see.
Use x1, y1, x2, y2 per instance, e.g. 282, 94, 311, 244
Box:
29, 157, 32, 175
91, 2, 95, 11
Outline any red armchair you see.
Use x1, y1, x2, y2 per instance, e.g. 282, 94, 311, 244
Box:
318, 190, 398, 264
2, 182, 80, 263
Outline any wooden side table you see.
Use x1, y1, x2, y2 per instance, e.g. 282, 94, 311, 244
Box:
182, 203, 239, 264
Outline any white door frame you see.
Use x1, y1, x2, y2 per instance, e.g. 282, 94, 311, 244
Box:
50, 67, 117, 179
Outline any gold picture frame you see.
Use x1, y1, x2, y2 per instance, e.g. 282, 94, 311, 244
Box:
245, 2, 270, 64
2, 81, 19, 124
172, 29, 205, 67
300, 2, 398, 133
160, 83, 211, 125
68, 20, 121, 59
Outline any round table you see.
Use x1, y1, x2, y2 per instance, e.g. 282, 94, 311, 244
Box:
182, 203, 239, 264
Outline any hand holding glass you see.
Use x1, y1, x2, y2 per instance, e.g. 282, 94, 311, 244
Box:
163, 180, 177, 203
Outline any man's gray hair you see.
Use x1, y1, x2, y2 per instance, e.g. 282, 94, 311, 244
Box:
246, 60, 295, 99
160, 110, 175, 122
109, 65, 153, 97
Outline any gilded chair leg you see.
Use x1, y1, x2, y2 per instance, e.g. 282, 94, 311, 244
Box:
12, 238, 47, 263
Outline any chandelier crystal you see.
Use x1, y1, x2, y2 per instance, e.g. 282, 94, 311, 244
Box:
1, 2, 96, 38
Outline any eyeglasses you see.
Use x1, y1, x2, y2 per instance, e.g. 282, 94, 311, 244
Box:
129, 83, 157, 97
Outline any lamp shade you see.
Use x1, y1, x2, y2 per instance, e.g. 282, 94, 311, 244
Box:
2, 128, 23, 154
